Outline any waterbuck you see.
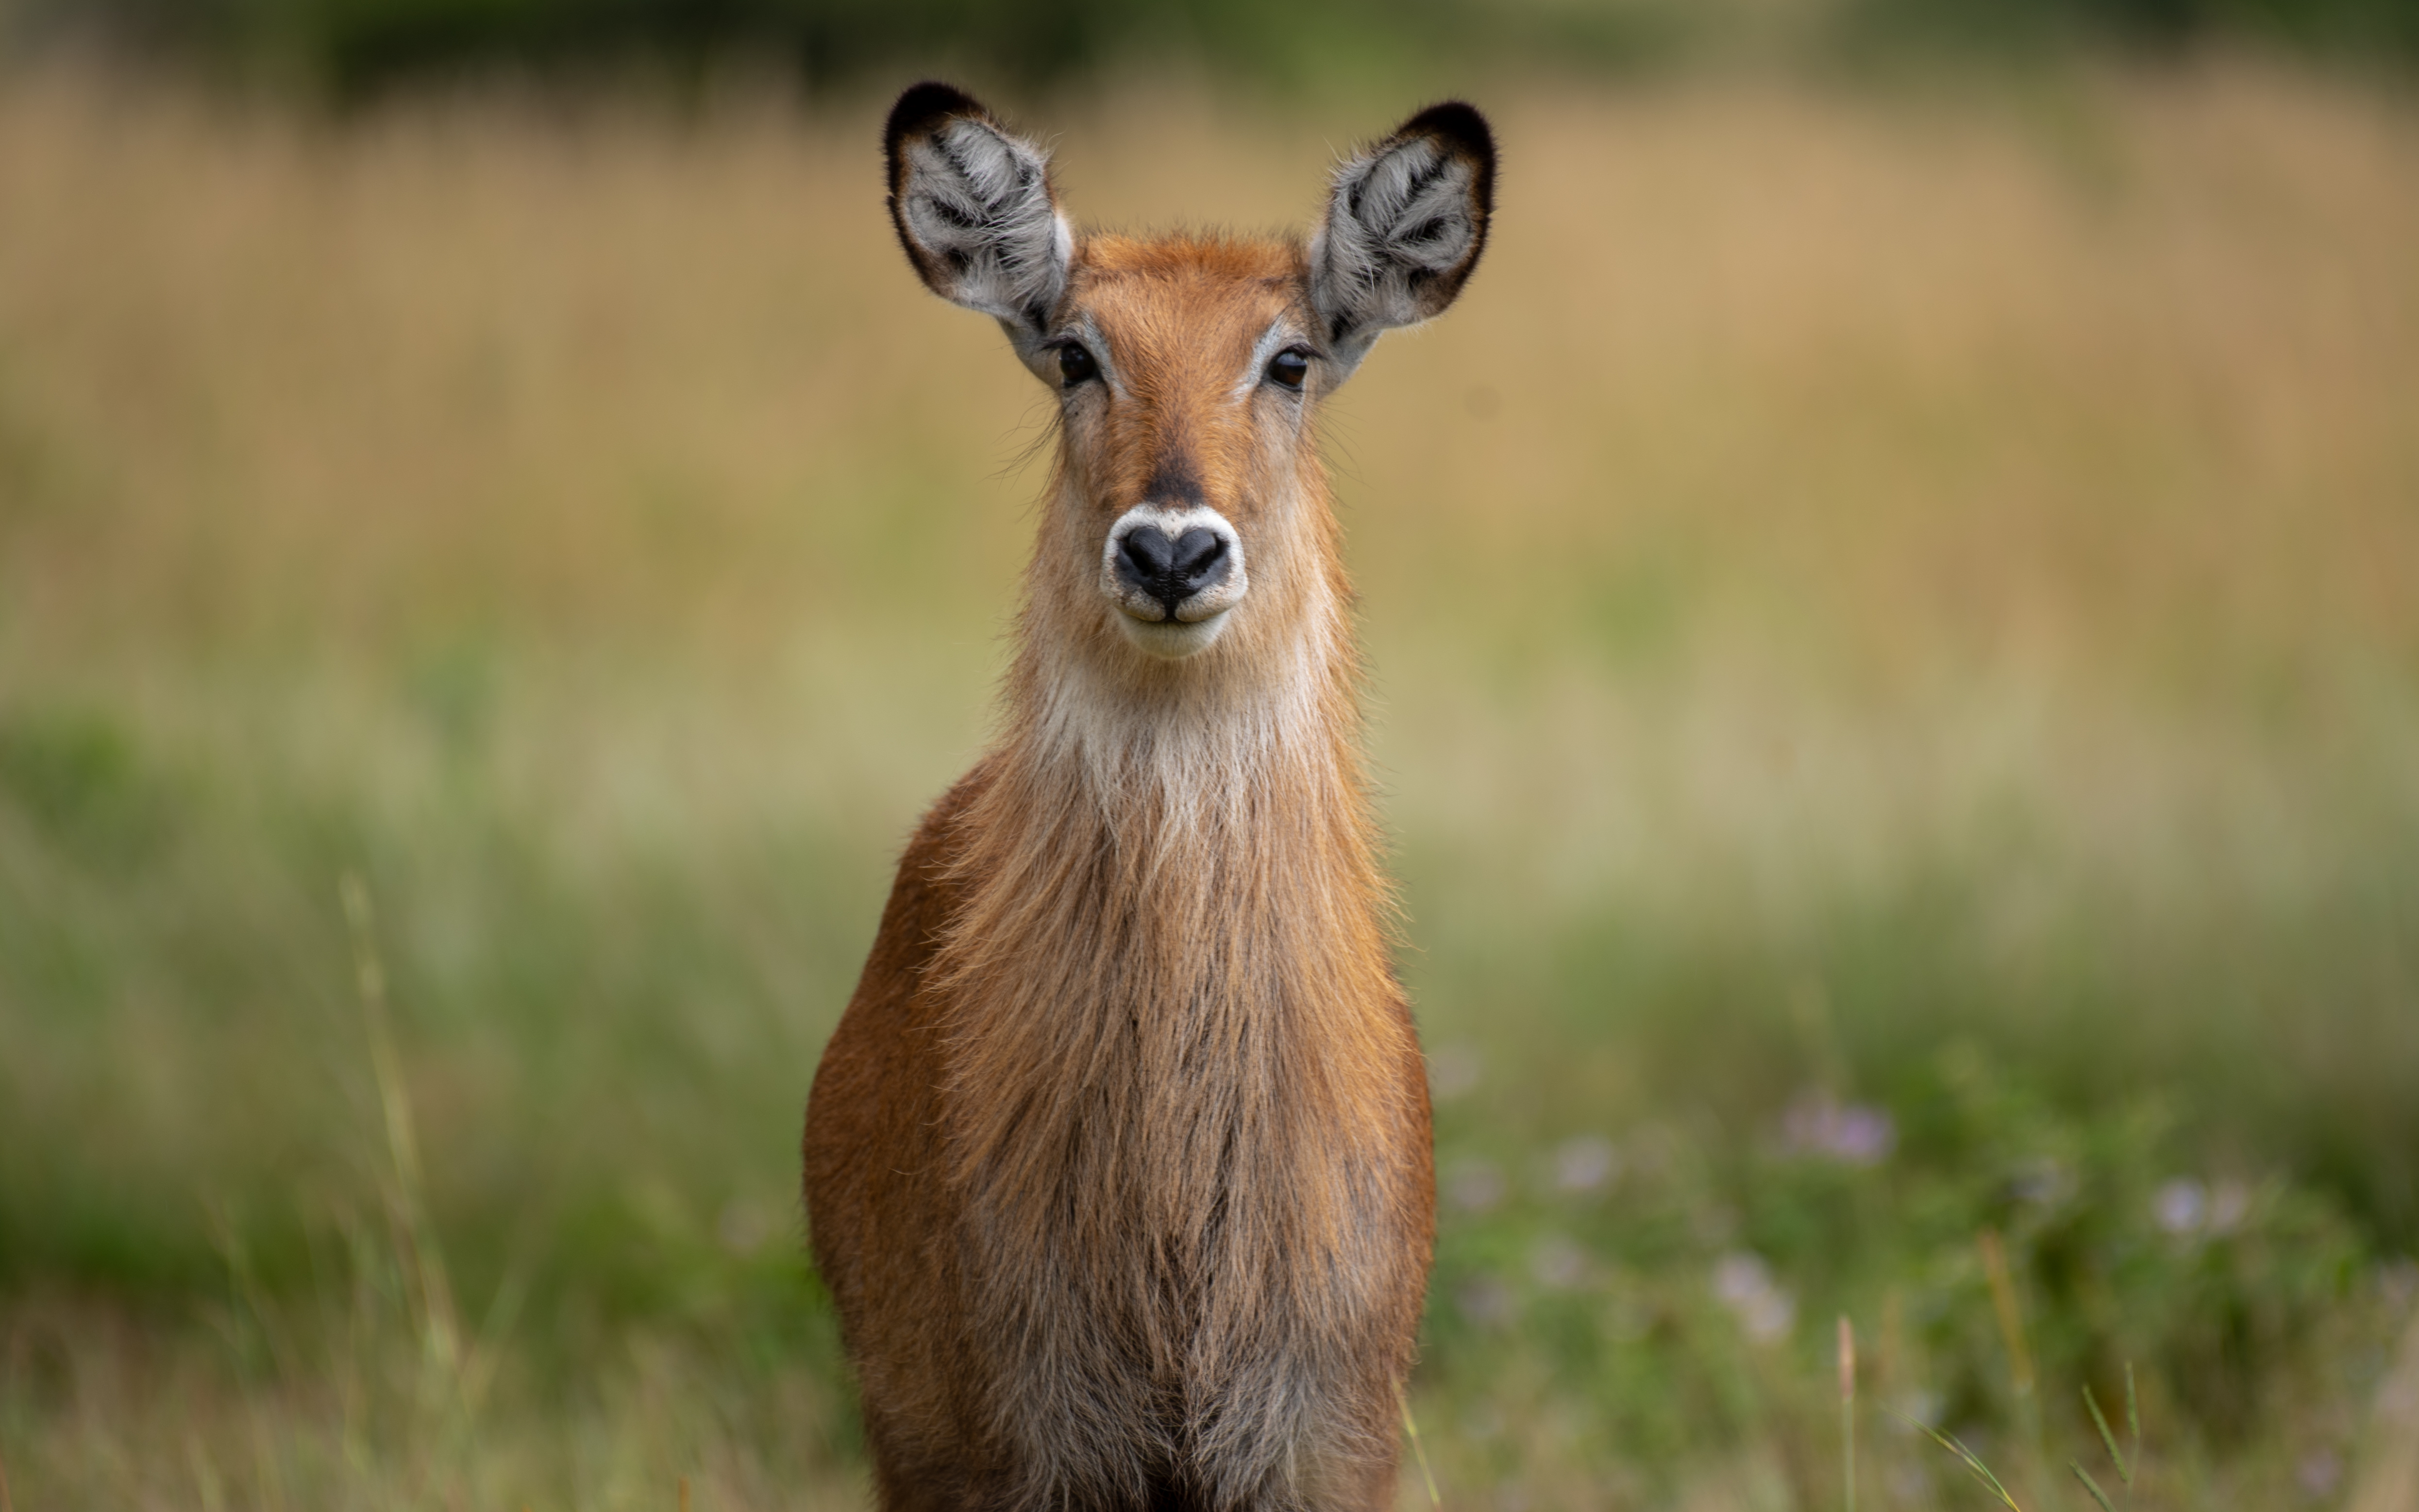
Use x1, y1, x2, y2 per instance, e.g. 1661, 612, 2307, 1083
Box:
805, 82, 1495, 1512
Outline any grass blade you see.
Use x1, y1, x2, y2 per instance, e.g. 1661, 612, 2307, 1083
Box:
1978, 1231, 2036, 1401
2070, 1462, 2118, 1512
2124, 1361, 2141, 1483
1396, 1380, 1441, 1512
1885, 1408, 2024, 1512
1840, 1315, 1858, 1512
2083, 1383, 2130, 1486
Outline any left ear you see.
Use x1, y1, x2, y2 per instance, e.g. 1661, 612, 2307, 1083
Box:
1310, 101, 1496, 378
885, 81, 1073, 356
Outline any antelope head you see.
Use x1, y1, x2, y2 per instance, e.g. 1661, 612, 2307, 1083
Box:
884, 84, 1494, 680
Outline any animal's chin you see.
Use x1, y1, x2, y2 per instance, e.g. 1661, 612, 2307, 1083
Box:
1114, 607, 1233, 661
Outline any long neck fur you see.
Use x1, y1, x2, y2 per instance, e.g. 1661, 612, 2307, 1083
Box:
929, 456, 1412, 1432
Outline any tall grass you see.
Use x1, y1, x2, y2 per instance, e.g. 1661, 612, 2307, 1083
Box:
1, 61, 2416, 1507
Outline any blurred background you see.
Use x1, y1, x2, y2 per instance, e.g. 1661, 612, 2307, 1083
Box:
2, 0, 2417, 1507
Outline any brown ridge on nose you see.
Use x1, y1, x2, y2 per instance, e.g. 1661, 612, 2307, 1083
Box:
1140, 451, 1205, 511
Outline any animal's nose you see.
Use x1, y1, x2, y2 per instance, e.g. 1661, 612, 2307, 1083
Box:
1117, 525, 1231, 616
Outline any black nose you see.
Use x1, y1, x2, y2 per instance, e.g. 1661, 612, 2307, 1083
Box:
1116, 525, 1230, 617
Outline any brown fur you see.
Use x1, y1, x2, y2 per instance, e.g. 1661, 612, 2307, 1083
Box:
807, 90, 1489, 1512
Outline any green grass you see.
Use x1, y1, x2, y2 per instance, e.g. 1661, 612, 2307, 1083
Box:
25, 0, 2419, 101
2, 63, 2418, 1508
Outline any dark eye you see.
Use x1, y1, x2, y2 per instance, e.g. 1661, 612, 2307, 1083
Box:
1266, 348, 1310, 390
1058, 343, 1099, 386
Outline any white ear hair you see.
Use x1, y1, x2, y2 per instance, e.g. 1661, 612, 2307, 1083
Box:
885, 84, 1073, 348
1311, 101, 1495, 378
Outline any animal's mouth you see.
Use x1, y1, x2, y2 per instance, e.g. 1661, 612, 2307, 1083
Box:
1113, 609, 1234, 661
1100, 505, 1247, 657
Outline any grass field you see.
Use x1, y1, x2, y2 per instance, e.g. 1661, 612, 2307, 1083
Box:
2, 60, 2418, 1510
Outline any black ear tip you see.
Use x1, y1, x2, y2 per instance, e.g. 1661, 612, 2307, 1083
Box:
1399, 100, 1495, 175
887, 81, 986, 151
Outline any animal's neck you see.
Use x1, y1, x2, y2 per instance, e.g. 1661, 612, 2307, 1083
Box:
930, 533, 1399, 1205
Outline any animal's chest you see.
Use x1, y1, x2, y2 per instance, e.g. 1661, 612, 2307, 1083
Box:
950, 988, 1398, 1334
942, 983, 1419, 1508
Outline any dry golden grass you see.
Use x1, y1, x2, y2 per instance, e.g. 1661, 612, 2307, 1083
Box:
2, 65, 2414, 666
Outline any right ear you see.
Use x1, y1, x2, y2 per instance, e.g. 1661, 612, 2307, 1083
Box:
1309, 101, 1496, 380
885, 82, 1072, 353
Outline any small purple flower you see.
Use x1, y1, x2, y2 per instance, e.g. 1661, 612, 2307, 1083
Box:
1552, 1134, 1620, 1194
1782, 1093, 1897, 1167
2297, 1449, 2342, 1500
1531, 1234, 1588, 1289
2156, 1178, 2207, 1235
1713, 1251, 1796, 1342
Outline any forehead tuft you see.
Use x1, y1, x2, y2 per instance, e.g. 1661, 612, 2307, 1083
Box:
1072, 233, 1307, 294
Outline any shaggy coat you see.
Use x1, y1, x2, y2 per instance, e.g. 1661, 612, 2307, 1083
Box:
805, 83, 1495, 1512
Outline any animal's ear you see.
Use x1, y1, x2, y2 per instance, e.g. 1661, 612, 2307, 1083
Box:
885, 81, 1073, 349
1310, 101, 1495, 377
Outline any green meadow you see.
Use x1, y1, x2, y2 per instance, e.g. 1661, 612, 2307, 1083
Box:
1, 63, 2417, 1509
